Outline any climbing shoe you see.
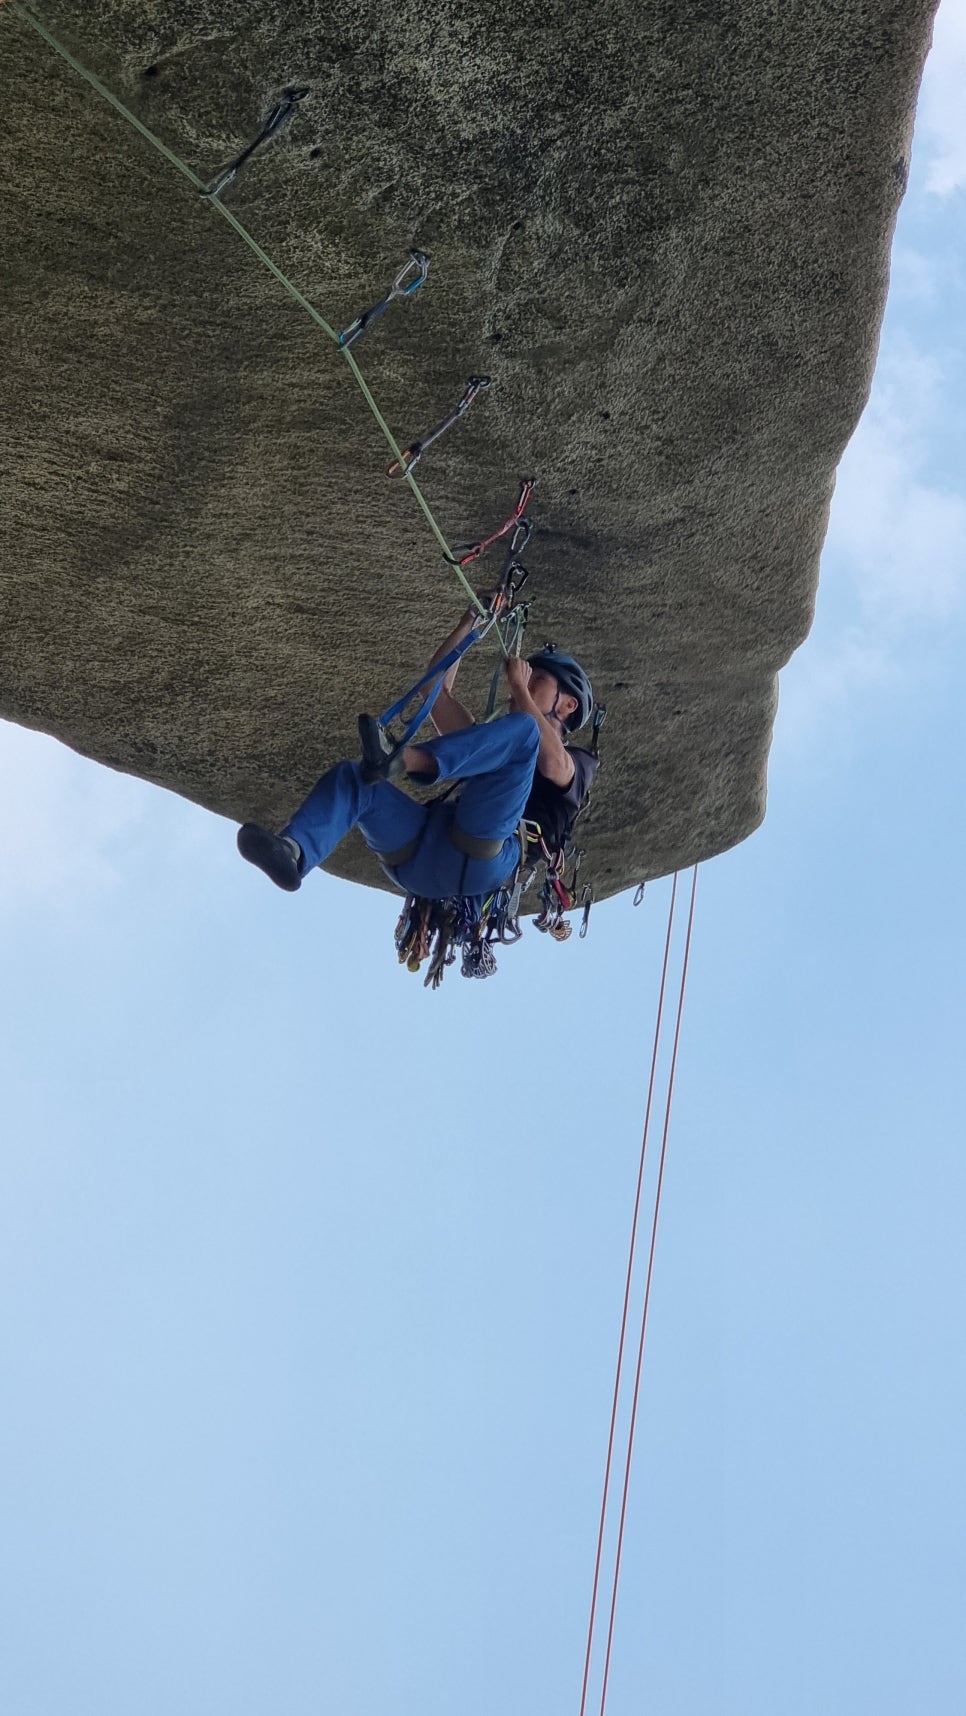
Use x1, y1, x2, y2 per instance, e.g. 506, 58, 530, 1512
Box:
236, 824, 302, 891
358, 713, 405, 784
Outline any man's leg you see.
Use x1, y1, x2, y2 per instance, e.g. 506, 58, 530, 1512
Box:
408, 713, 540, 840
239, 761, 426, 888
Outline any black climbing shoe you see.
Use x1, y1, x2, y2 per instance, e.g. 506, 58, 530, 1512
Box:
237, 823, 302, 891
358, 713, 405, 784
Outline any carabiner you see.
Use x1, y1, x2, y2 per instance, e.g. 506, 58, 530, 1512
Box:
506, 562, 530, 600
633, 882, 646, 907
579, 884, 593, 939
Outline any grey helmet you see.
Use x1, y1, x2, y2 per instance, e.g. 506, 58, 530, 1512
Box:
527, 643, 594, 732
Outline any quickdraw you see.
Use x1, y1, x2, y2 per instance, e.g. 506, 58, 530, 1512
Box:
388, 376, 491, 479
449, 478, 537, 568
200, 87, 310, 200
338, 249, 430, 349
483, 542, 532, 720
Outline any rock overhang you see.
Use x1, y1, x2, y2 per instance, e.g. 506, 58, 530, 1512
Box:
0, 0, 939, 898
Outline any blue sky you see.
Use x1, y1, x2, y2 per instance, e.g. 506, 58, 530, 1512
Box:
2, 8, 965, 1714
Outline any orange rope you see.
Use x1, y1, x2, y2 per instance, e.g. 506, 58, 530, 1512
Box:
596, 865, 698, 1716
578, 874, 679, 1716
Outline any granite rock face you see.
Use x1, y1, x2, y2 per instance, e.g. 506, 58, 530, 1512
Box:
0, 0, 937, 897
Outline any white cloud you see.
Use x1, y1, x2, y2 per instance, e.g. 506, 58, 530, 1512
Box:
828, 346, 966, 625
919, 0, 966, 196
777, 343, 966, 748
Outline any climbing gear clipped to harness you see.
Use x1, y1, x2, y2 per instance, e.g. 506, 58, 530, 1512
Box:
528, 643, 594, 731
450, 478, 537, 568
338, 249, 430, 348
529, 836, 585, 940
395, 895, 499, 988
200, 88, 310, 200
387, 376, 491, 478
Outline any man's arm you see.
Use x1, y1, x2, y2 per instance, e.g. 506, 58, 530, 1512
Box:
504, 657, 576, 787
426, 603, 482, 734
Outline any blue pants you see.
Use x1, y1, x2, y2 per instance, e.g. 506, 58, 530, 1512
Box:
283, 713, 541, 899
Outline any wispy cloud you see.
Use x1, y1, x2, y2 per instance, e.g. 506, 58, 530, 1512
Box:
919, 0, 966, 196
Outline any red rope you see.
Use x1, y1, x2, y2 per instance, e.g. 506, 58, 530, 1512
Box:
577, 874, 679, 1716
596, 864, 698, 1716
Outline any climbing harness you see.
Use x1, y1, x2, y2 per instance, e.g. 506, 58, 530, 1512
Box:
338, 249, 430, 348
387, 376, 491, 479
200, 87, 310, 200
450, 477, 537, 567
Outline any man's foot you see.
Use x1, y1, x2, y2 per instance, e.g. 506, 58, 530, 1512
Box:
237, 823, 302, 891
358, 713, 405, 784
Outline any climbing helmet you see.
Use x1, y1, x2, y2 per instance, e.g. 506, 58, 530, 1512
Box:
527, 643, 594, 732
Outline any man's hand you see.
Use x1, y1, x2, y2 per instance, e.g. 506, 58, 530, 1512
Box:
504, 655, 533, 708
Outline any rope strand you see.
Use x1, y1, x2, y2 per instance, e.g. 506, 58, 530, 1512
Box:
578, 873, 679, 1716
596, 865, 698, 1716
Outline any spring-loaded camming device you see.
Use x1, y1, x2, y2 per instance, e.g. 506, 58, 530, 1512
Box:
200, 88, 310, 199
388, 376, 491, 478
338, 250, 430, 348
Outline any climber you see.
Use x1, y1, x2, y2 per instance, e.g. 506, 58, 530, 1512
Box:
235, 608, 595, 905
